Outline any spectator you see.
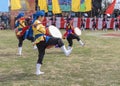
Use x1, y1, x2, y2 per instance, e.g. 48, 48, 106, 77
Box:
1, 13, 9, 29
49, 14, 56, 26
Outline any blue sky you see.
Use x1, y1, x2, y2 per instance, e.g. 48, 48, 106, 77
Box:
0, 0, 9, 12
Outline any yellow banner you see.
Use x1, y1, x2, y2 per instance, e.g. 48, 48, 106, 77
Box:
71, 0, 80, 12
11, 0, 21, 10
52, 0, 61, 14
38, 0, 48, 12
85, 0, 92, 11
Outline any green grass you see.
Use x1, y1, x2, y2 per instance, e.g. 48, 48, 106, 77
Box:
0, 30, 120, 86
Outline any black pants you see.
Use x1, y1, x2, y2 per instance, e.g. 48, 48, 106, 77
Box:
36, 37, 64, 64
18, 36, 34, 47
115, 24, 119, 28
67, 34, 80, 47
81, 23, 85, 28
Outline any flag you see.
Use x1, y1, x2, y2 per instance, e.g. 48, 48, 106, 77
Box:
11, 0, 21, 10
105, 0, 116, 14
85, 0, 92, 11
80, 0, 86, 12
71, 0, 80, 12
38, 0, 48, 12
52, 0, 61, 14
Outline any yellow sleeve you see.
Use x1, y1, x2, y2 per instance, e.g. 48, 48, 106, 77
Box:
33, 20, 46, 35
36, 24, 46, 34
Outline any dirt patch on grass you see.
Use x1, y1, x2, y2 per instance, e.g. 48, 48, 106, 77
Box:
103, 33, 120, 37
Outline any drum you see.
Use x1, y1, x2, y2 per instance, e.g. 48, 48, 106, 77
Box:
47, 25, 62, 38
74, 27, 82, 36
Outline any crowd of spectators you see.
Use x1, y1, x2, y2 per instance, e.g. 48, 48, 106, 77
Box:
0, 10, 120, 30
0, 12, 10, 30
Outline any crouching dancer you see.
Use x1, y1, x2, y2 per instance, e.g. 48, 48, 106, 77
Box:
32, 11, 72, 75
63, 18, 85, 50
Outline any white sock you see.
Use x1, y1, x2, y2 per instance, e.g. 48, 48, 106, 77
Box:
33, 45, 37, 49
61, 45, 72, 56
36, 64, 44, 75
79, 40, 84, 46
18, 47, 22, 55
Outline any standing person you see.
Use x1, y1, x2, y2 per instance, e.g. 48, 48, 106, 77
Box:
15, 12, 36, 56
91, 16, 97, 31
119, 18, 120, 31
1, 13, 8, 29
63, 18, 85, 50
81, 16, 86, 31
114, 17, 119, 31
49, 14, 56, 26
102, 15, 108, 31
66, 14, 73, 24
32, 11, 72, 75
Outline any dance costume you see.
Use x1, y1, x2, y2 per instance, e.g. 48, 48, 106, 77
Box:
15, 13, 36, 55
32, 11, 72, 75
63, 22, 84, 49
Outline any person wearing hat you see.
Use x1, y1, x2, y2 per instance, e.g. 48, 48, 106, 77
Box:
63, 17, 85, 50
15, 12, 37, 56
32, 11, 72, 75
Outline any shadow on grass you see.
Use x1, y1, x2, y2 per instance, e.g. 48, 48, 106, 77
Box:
0, 53, 16, 57
0, 73, 38, 82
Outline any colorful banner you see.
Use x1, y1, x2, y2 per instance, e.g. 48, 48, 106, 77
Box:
59, 0, 71, 11
38, 0, 48, 12
11, 0, 21, 10
80, 0, 86, 12
48, 0, 92, 12
52, 0, 61, 14
71, 0, 80, 12
85, 0, 92, 11
48, 0, 71, 11
48, 0, 52, 11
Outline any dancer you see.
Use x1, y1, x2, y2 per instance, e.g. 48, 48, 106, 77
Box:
63, 17, 85, 50
15, 12, 36, 56
32, 11, 72, 75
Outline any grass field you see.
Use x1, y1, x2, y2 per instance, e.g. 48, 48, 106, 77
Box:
0, 30, 120, 86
